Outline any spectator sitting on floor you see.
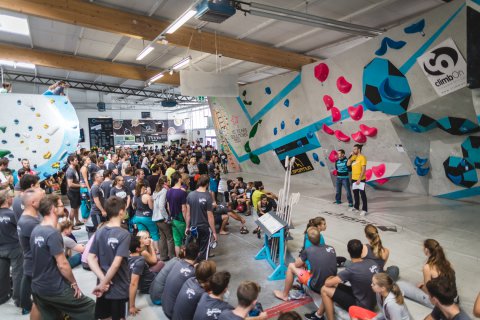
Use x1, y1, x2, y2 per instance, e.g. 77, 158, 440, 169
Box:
193, 271, 234, 320
136, 230, 164, 273
424, 277, 470, 320
59, 220, 85, 268
274, 227, 337, 302
218, 281, 267, 320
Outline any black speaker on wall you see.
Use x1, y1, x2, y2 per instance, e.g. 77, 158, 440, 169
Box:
467, 6, 480, 89
79, 128, 85, 142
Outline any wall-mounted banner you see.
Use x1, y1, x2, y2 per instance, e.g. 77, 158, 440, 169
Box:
417, 38, 467, 96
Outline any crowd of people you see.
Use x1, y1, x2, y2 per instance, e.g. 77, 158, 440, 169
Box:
0, 140, 479, 320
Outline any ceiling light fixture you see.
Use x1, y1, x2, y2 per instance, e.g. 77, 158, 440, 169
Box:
0, 59, 35, 69
136, 46, 155, 61
165, 9, 198, 34
0, 14, 30, 36
172, 56, 192, 70
148, 72, 165, 85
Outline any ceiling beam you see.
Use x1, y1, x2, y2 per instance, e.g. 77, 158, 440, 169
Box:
0, 43, 180, 85
0, 0, 317, 70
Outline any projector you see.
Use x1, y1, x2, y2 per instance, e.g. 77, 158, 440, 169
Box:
195, 0, 236, 23
161, 100, 177, 107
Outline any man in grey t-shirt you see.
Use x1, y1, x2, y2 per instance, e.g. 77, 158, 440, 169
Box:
305, 239, 378, 320
186, 175, 216, 261
65, 155, 82, 226
31, 194, 95, 319
90, 172, 106, 229
427, 277, 471, 320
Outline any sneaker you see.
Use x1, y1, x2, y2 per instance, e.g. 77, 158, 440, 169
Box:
304, 311, 325, 320
332, 201, 341, 204
360, 210, 368, 216
22, 308, 30, 315
348, 203, 353, 207
348, 207, 358, 212
288, 290, 306, 300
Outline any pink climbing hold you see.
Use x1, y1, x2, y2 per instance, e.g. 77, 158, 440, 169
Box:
348, 105, 363, 121
372, 163, 386, 178
332, 169, 338, 176
359, 124, 378, 137
314, 63, 329, 83
365, 169, 372, 181
334, 130, 350, 142
331, 107, 341, 122
328, 150, 338, 163
323, 95, 334, 111
337, 76, 352, 94
376, 178, 389, 185
351, 131, 367, 143
322, 124, 335, 135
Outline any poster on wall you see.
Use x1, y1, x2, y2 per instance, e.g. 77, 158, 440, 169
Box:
112, 119, 185, 143
274, 139, 314, 175
416, 38, 467, 97
88, 118, 114, 149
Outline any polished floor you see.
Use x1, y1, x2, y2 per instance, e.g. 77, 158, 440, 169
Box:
2, 171, 478, 319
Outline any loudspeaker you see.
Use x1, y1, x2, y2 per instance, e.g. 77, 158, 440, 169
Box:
79, 128, 85, 142
97, 102, 106, 112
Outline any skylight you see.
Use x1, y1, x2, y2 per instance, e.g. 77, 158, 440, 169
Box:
0, 14, 30, 36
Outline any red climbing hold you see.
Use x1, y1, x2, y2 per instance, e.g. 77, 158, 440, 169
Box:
334, 130, 350, 142
351, 131, 367, 143
376, 178, 389, 185
332, 169, 338, 176
337, 76, 352, 94
348, 105, 363, 121
328, 150, 338, 163
359, 124, 378, 137
314, 63, 329, 83
372, 164, 386, 177
322, 124, 335, 135
365, 169, 372, 181
323, 95, 334, 110
331, 107, 341, 122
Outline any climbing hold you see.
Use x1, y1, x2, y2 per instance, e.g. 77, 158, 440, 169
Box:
13, 119, 19, 125
265, 87, 271, 95
351, 131, 367, 143
36, 135, 42, 139
372, 164, 386, 177
28, 126, 33, 131
36, 113, 41, 117
297, 140, 303, 147
376, 178, 390, 185
404, 19, 425, 36
307, 131, 314, 139
416, 166, 430, 176
43, 151, 52, 159
348, 105, 363, 121
1, 140, 6, 144
461, 136, 480, 169
43, 124, 49, 129
314, 63, 329, 83
295, 118, 300, 126
249, 153, 261, 165
322, 124, 334, 135
44, 138, 50, 143
14, 133, 20, 138
443, 156, 477, 188
335, 130, 350, 142
30, 107, 35, 112
331, 107, 341, 122
273, 127, 278, 135
323, 95, 334, 110
0, 127, 6, 133
328, 150, 338, 163
47, 126, 60, 136
312, 153, 319, 162
17, 100, 21, 105
332, 170, 338, 176
244, 141, 251, 153
0, 150, 11, 157
365, 169, 372, 181
284, 99, 290, 107
280, 121, 285, 130
319, 161, 325, 167
414, 156, 428, 167
242, 90, 247, 97
375, 37, 407, 56
22, 133, 30, 139
359, 124, 378, 137
337, 76, 352, 94
249, 119, 262, 138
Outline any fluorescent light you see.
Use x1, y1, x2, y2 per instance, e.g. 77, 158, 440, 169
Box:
0, 59, 35, 69
165, 9, 197, 34
136, 46, 154, 61
148, 72, 165, 85
0, 14, 30, 36
172, 56, 191, 70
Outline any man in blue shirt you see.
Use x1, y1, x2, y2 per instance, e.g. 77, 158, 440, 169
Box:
334, 149, 353, 207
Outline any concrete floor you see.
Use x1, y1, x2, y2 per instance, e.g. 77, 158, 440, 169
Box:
1, 172, 479, 319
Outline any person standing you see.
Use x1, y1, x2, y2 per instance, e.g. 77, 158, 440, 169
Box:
0, 190, 23, 307
167, 172, 188, 257
185, 175, 217, 261
334, 149, 353, 207
88, 197, 132, 320
153, 177, 175, 261
66, 155, 82, 227
347, 144, 368, 215
17, 188, 44, 318
30, 194, 95, 319
90, 172, 106, 231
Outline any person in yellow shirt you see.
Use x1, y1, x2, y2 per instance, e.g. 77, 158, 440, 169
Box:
347, 144, 368, 215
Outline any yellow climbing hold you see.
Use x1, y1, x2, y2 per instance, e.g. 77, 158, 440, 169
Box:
43, 151, 52, 159
49, 99, 55, 104
43, 124, 49, 129
36, 113, 41, 117
36, 135, 42, 139
51, 162, 60, 169
44, 138, 50, 143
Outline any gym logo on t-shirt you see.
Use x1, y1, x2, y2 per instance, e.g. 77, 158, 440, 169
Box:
34, 236, 45, 248
107, 237, 119, 250
0, 216, 11, 223
369, 265, 379, 274
180, 267, 192, 276
206, 308, 222, 317
186, 288, 196, 299
199, 198, 207, 205
116, 191, 127, 198
326, 247, 335, 254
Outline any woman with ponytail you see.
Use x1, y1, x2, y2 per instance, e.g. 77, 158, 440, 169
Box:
302, 217, 326, 250
397, 239, 456, 308
349, 273, 412, 320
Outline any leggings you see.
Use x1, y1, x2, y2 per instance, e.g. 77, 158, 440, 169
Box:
397, 280, 434, 308
352, 179, 367, 211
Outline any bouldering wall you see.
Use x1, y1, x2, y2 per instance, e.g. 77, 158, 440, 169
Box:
211, 0, 480, 203
0, 94, 79, 180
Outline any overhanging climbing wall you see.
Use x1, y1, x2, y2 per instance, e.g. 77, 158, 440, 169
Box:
0, 94, 80, 180
211, 0, 480, 203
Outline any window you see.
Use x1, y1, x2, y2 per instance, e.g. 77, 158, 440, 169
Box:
182, 107, 212, 130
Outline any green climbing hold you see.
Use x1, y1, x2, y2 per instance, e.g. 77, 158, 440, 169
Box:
243, 100, 252, 106
242, 90, 247, 97
0, 127, 6, 133
249, 153, 260, 165
244, 141, 251, 153
249, 120, 262, 138
0, 150, 11, 157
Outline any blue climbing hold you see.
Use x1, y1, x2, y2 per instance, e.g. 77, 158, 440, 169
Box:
28, 126, 33, 131
265, 87, 271, 95
30, 107, 35, 112
414, 156, 428, 167
273, 127, 278, 135
375, 37, 406, 56
416, 166, 430, 176
284, 99, 290, 107
14, 133, 20, 138
1, 140, 6, 144
43, 172, 51, 178
295, 118, 300, 126
307, 131, 314, 139
319, 161, 325, 167
17, 100, 21, 105
404, 19, 425, 36
297, 140, 303, 147
312, 153, 319, 162
280, 121, 285, 130
14, 119, 19, 125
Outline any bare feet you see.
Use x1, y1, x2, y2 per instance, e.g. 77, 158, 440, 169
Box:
219, 231, 230, 235
273, 290, 288, 301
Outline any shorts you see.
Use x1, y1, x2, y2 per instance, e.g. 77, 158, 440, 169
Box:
297, 269, 312, 286
95, 296, 127, 320
172, 219, 186, 247
332, 283, 357, 311
67, 189, 81, 209
132, 216, 159, 241
209, 178, 218, 192
348, 306, 377, 320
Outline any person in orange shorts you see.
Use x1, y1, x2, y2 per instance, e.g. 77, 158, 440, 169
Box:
273, 228, 337, 301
